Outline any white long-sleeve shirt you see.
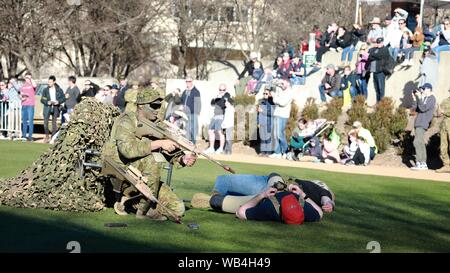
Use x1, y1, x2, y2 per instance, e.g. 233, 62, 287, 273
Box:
272, 87, 294, 119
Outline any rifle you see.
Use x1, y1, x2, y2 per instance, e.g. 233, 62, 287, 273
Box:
135, 118, 236, 174
101, 157, 181, 223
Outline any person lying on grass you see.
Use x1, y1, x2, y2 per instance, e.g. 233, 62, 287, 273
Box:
191, 173, 335, 224
235, 184, 322, 224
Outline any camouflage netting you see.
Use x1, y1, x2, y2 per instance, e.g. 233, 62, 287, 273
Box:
0, 98, 120, 211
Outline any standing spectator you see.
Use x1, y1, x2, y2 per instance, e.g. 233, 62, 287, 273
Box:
318, 64, 341, 104
17, 73, 36, 141
254, 68, 273, 95
77, 80, 99, 102
315, 23, 338, 66
431, 17, 450, 63
116, 77, 129, 112
367, 17, 384, 44
41, 76, 65, 142
65, 76, 80, 116
411, 83, 436, 171
352, 121, 378, 160
336, 27, 355, 67
368, 37, 390, 103
111, 84, 120, 107
276, 52, 292, 80
204, 84, 232, 154
351, 23, 367, 48
289, 54, 306, 86
270, 80, 294, 159
420, 45, 438, 88
164, 88, 182, 120
222, 99, 235, 155
257, 87, 275, 157
436, 89, 450, 173
181, 76, 201, 144
95, 85, 114, 105
355, 43, 370, 99
392, 8, 409, 30
0, 82, 8, 138
399, 26, 425, 66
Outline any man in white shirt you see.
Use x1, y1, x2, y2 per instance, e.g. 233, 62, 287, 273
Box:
384, 15, 403, 61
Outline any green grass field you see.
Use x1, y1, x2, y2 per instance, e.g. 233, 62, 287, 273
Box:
1, 141, 450, 253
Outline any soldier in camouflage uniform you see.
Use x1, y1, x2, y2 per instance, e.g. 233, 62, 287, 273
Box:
102, 87, 197, 220
436, 90, 450, 173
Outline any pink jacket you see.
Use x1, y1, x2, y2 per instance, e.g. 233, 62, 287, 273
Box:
20, 84, 36, 106
355, 52, 369, 75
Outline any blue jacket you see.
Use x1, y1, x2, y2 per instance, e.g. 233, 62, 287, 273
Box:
181, 86, 201, 115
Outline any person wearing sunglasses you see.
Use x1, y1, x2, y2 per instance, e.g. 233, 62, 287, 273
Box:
180, 76, 202, 144
431, 17, 450, 63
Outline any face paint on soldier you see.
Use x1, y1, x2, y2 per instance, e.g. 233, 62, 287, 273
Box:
138, 104, 158, 121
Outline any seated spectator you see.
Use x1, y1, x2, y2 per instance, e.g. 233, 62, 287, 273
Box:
257, 88, 275, 157
355, 43, 370, 99
431, 17, 450, 63
352, 121, 377, 160
342, 131, 371, 166
423, 23, 436, 43
279, 38, 295, 59
289, 54, 306, 86
246, 61, 264, 94
316, 23, 338, 66
236, 52, 262, 95
318, 64, 341, 104
398, 31, 415, 66
340, 65, 357, 101
276, 52, 292, 80
273, 55, 283, 71
392, 8, 409, 29
367, 17, 384, 45
254, 68, 273, 95
336, 26, 355, 67
288, 118, 326, 160
384, 15, 403, 61
321, 130, 340, 164
351, 23, 367, 49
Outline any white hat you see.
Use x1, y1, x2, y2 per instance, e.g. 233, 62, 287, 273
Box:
249, 52, 258, 59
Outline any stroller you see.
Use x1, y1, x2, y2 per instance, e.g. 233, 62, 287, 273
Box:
286, 121, 335, 161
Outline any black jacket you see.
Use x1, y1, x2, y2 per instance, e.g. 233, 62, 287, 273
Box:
336, 32, 353, 48
238, 60, 263, 80
368, 46, 390, 73
211, 92, 234, 116
41, 84, 66, 116
181, 86, 201, 115
77, 82, 99, 103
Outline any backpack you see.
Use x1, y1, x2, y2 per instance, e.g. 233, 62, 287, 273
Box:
382, 55, 396, 76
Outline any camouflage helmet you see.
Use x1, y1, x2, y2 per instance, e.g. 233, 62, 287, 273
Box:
136, 88, 163, 105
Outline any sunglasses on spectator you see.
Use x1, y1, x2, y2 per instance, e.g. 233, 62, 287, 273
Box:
219, 89, 226, 91
263, 93, 269, 95
399, 22, 406, 25
186, 80, 192, 83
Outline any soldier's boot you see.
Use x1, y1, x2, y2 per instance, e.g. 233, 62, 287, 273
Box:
191, 193, 212, 209
136, 208, 167, 221
114, 202, 128, 216
436, 166, 450, 173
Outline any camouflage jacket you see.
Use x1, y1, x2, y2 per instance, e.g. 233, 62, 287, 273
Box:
441, 98, 450, 118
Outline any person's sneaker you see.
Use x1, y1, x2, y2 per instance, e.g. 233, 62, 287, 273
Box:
191, 193, 212, 209
436, 166, 450, 173
203, 147, 215, 154
282, 153, 287, 160
269, 153, 282, 159
400, 59, 409, 66
215, 148, 223, 154
324, 159, 334, 164
411, 162, 427, 171
345, 160, 355, 166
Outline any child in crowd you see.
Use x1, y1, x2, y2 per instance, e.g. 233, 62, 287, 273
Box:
222, 99, 235, 155
246, 61, 264, 94
355, 43, 369, 98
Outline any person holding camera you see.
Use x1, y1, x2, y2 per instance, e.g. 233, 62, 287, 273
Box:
411, 83, 436, 171
41, 76, 66, 143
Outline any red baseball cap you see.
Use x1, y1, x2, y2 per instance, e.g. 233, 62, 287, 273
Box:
281, 194, 305, 225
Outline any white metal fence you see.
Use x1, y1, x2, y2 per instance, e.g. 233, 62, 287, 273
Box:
0, 101, 23, 139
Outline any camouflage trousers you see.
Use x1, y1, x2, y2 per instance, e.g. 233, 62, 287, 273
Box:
132, 155, 185, 219
441, 119, 450, 166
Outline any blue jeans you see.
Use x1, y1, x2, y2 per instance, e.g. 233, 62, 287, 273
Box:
21, 105, 34, 140
341, 46, 355, 62
213, 175, 269, 196
319, 85, 342, 102
273, 116, 288, 154
389, 47, 399, 61
433, 45, 450, 63
349, 86, 357, 98
186, 113, 199, 144
356, 74, 368, 99
373, 72, 386, 103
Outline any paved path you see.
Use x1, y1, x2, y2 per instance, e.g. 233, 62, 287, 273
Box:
206, 153, 450, 183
